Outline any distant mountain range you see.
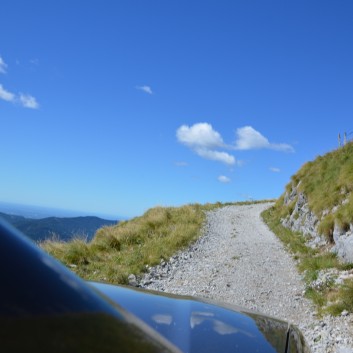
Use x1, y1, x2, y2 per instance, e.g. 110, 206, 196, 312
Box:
0, 201, 119, 220
0, 212, 117, 243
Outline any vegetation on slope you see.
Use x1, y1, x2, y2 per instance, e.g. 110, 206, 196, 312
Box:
286, 141, 353, 237
262, 142, 353, 315
262, 207, 353, 315
41, 204, 219, 284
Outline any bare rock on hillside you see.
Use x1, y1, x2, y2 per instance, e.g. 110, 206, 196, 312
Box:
282, 184, 321, 242
333, 223, 353, 263
281, 183, 353, 263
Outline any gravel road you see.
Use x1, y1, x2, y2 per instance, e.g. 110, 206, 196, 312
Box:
140, 203, 353, 353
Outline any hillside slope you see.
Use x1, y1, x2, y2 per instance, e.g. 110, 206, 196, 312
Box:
273, 141, 353, 262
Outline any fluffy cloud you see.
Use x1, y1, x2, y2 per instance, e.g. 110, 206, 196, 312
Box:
270, 167, 281, 173
0, 56, 7, 74
0, 84, 15, 102
136, 85, 153, 94
218, 175, 231, 183
176, 123, 224, 149
19, 94, 39, 109
234, 126, 294, 152
176, 123, 293, 166
176, 123, 235, 165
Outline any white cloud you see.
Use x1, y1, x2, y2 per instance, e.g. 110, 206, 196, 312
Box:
218, 175, 231, 183
176, 123, 224, 149
234, 126, 294, 152
136, 85, 153, 95
270, 167, 281, 173
0, 84, 15, 102
19, 94, 39, 109
196, 148, 235, 165
234, 126, 269, 150
0, 57, 39, 109
176, 123, 293, 166
0, 84, 39, 109
0, 56, 7, 74
177, 123, 235, 165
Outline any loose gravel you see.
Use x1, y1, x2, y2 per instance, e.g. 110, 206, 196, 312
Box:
139, 204, 353, 353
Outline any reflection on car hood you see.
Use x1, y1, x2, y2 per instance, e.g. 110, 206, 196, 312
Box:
91, 282, 289, 353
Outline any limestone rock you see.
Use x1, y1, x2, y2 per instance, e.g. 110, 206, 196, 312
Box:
128, 274, 138, 287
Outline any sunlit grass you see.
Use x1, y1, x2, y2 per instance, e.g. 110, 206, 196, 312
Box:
41, 204, 209, 284
285, 141, 353, 239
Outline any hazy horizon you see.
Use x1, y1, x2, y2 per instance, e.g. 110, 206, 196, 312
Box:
0, 201, 119, 221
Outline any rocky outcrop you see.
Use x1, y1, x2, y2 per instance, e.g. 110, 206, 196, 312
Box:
333, 223, 353, 263
283, 190, 319, 237
281, 182, 353, 263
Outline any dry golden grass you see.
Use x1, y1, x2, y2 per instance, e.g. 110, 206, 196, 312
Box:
41, 204, 216, 284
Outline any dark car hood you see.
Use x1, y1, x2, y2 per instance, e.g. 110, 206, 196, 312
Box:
0, 217, 309, 353
90, 282, 290, 353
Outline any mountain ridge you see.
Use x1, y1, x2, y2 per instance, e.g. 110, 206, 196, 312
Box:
0, 212, 117, 242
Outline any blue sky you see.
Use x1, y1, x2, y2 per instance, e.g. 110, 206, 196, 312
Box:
1, 1, 353, 219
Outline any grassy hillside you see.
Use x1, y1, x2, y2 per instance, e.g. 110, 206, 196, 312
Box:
41, 204, 217, 284
262, 141, 353, 315
279, 141, 353, 239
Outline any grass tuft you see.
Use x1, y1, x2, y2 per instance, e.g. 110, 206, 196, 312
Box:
299, 253, 339, 283
326, 279, 353, 315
